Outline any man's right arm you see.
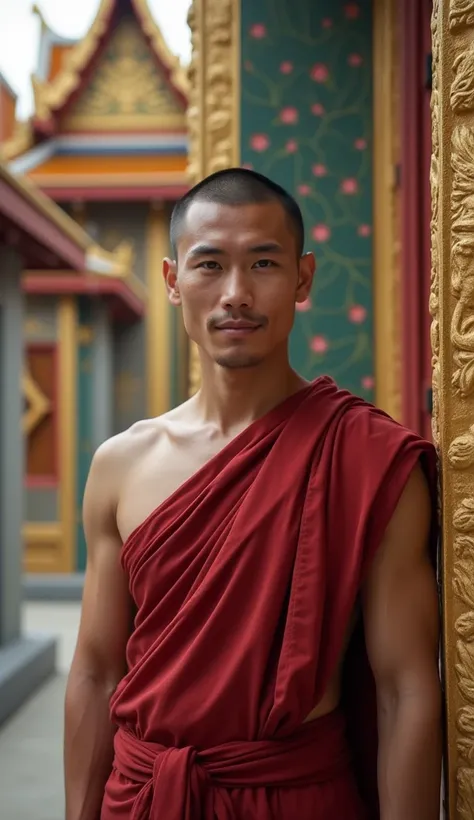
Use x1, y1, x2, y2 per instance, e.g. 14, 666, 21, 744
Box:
64, 441, 132, 820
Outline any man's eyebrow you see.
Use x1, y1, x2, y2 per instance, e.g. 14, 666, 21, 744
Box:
248, 243, 284, 253
188, 244, 225, 257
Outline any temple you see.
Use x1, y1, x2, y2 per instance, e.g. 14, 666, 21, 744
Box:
2, 0, 190, 577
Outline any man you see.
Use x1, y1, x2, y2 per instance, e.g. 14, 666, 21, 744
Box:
64, 168, 442, 820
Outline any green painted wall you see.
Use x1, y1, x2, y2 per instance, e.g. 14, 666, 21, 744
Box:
241, 0, 374, 400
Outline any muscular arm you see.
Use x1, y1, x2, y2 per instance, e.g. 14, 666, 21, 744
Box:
64, 442, 133, 820
362, 463, 442, 820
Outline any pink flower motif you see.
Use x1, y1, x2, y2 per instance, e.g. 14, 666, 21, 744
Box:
297, 184, 311, 196
348, 304, 367, 324
250, 134, 270, 152
311, 64, 329, 83
241, 162, 254, 170
244, 60, 254, 72
322, 18, 333, 29
354, 138, 367, 150
341, 178, 358, 195
280, 61, 293, 74
361, 375, 375, 390
296, 297, 312, 312
348, 53, 363, 67
249, 23, 266, 38
312, 224, 331, 243
344, 3, 360, 19
285, 139, 298, 153
358, 224, 372, 237
312, 163, 327, 177
311, 103, 325, 116
311, 335, 329, 354
280, 106, 298, 124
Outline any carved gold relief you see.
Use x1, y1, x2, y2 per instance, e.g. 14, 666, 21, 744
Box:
67, 20, 181, 120
186, 0, 240, 394
22, 371, 51, 435
451, 125, 474, 398
433, 1, 474, 816
452, 47, 474, 113
449, 0, 474, 32
187, 0, 240, 182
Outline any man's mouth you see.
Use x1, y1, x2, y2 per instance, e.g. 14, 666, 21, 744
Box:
215, 320, 261, 334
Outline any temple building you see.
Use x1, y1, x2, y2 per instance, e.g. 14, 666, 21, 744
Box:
2, 0, 190, 578
0, 156, 142, 721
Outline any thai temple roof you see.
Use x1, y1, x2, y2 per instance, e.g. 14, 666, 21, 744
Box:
2, 0, 189, 200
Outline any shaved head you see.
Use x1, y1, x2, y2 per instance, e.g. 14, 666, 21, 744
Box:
170, 168, 305, 258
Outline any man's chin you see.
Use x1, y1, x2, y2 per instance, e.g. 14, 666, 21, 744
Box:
214, 354, 263, 370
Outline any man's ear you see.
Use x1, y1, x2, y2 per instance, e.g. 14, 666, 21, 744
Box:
163, 257, 181, 306
296, 252, 316, 304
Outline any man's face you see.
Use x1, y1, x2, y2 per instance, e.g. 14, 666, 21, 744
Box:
164, 200, 315, 370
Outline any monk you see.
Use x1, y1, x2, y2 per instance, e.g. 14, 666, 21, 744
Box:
64, 168, 442, 820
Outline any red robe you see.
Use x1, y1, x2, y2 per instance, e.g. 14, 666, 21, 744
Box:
101, 377, 437, 820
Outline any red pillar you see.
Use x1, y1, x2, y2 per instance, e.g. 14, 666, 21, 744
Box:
400, 0, 433, 437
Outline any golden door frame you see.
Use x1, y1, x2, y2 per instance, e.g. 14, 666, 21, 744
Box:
187, 0, 474, 817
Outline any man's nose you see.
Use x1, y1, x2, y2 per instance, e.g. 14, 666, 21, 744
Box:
220, 269, 253, 310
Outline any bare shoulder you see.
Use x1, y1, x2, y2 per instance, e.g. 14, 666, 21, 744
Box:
84, 418, 164, 516
366, 463, 433, 588
88, 399, 197, 494
383, 463, 432, 563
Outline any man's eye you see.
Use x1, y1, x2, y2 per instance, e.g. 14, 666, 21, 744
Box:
199, 261, 221, 270
253, 259, 276, 268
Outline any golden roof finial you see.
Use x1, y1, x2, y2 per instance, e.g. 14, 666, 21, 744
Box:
32, 4, 48, 31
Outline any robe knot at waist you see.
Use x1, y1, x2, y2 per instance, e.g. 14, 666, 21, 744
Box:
113, 709, 352, 820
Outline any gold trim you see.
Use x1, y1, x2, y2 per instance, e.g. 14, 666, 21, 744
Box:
133, 0, 188, 98
372, 0, 402, 419
61, 114, 186, 132
1, 121, 34, 161
22, 522, 64, 574
146, 203, 170, 417
22, 370, 51, 434
58, 297, 77, 572
31, 0, 188, 124
186, 0, 241, 394
431, 1, 474, 816
86, 242, 148, 303
30, 172, 188, 188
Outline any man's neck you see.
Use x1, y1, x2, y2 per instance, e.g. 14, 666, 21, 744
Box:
194, 361, 308, 435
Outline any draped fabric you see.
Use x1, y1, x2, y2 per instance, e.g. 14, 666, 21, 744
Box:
101, 378, 437, 819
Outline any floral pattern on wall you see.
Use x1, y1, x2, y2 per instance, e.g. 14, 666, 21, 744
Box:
241, 0, 374, 399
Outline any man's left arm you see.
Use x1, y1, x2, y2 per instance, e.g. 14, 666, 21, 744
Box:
362, 463, 442, 820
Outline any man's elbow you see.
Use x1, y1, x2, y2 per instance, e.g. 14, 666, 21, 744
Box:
378, 665, 442, 724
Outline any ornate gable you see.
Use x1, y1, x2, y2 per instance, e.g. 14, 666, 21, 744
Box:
61, 17, 185, 132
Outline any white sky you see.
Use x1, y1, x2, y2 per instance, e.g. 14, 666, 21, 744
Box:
0, 0, 192, 118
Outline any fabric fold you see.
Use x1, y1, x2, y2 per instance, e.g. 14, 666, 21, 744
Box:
101, 377, 437, 819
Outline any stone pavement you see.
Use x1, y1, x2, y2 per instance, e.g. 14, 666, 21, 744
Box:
0, 602, 81, 820
0, 675, 66, 820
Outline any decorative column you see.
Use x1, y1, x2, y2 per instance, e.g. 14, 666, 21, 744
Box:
91, 302, 113, 448
0, 246, 23, 645
146, 203, 171, 418
431, 2, 474, 817
186, 0, 241, 394
58, 296, 77, 573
